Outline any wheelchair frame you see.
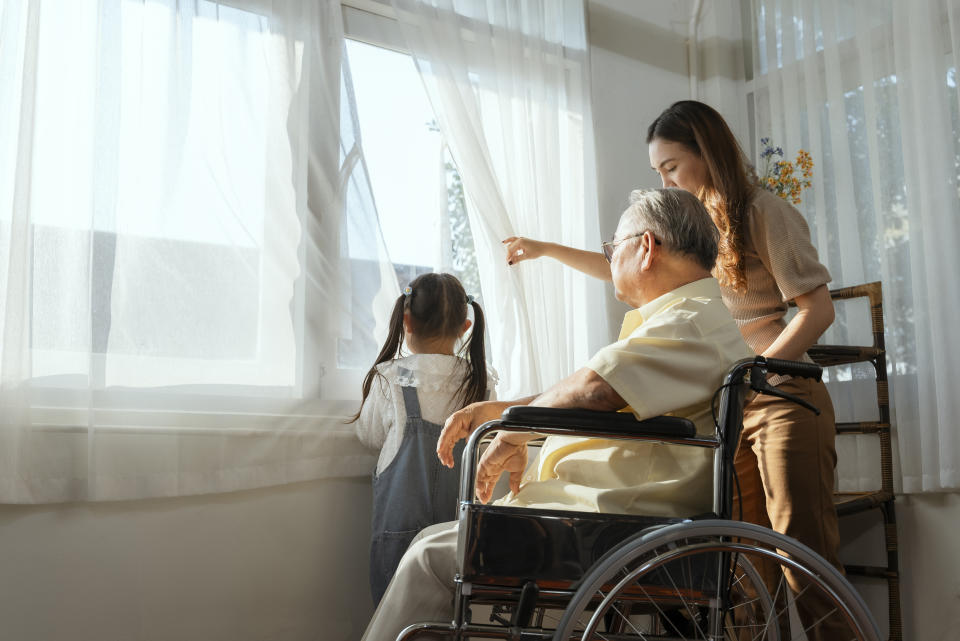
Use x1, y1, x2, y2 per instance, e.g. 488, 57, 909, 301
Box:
396, 357, 881, 641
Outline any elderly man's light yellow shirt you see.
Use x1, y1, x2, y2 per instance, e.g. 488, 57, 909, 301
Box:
498, 277, 753, 517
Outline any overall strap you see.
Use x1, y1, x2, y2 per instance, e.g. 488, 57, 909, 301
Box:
400, 384, 423, 421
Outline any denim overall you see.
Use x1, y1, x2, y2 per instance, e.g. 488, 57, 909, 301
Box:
369, 384, 465, 605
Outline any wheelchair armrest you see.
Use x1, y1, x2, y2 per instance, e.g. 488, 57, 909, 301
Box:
499, 406, 697, 439
460, 408, 704, 505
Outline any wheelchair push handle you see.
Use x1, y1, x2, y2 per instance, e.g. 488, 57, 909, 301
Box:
759, 356, 823, 381
748, 356, 823, 416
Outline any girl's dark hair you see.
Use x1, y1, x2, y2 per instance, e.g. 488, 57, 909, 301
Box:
647, 100, 757, 292
348, 272, 487, 422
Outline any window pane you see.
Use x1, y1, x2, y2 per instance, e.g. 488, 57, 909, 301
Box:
342, 39, 484, 367
21, 0, 296, 388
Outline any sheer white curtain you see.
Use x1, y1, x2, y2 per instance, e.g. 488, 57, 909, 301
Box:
390, 0, 604, 398
748, 0, 960, 492
0, 0, 394, 503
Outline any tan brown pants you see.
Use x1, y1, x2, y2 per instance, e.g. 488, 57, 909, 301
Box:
735, 376, 846, 640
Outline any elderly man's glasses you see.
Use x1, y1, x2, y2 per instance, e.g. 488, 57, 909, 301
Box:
601, 232, 661, 263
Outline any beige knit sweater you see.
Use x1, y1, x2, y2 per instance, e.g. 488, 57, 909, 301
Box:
718, 188, 831, 361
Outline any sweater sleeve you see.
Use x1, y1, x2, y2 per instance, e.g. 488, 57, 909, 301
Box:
746, 193, 831, 301
355, 372, 393, 451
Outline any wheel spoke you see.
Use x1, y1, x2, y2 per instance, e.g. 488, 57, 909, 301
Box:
605, 600, 649, 640
753, 565, 789, 641
661, 565, 709, 640
634, 583, 693, 641
552, 522, 879, 641
790, 605, 841, 641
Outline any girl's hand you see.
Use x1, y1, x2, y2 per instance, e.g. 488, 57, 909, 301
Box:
502, 237, 548, 266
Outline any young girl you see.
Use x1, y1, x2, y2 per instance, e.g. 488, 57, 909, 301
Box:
351, 272, 495, 605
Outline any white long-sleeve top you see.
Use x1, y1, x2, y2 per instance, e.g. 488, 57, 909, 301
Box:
355, 354, 498, 475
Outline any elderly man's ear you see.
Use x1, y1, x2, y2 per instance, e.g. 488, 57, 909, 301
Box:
638, 230, 659, 271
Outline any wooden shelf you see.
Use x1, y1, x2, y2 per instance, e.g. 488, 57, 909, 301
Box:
833, 490, 895, 517
814, 281, 900, 640
835, 421, 890, 435
808, 344, 884, 367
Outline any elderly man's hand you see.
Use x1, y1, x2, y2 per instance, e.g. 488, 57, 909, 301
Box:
475, 432, 529, 504
437, 400, 509, 468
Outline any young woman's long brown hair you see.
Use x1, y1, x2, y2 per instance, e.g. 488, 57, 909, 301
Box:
348, 272, 487, 423
647, 100, 757, 292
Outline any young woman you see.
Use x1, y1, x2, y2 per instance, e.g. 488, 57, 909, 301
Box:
504, 100, 842, 635
350, 272, 496, 605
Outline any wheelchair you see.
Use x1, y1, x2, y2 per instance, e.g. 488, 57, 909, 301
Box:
398, 357, 881, 641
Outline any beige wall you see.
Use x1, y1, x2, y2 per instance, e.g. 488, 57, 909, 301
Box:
0, 478, 375, 641
891, 493, 960, 641
587, 0, 694, 336
837, 491, 960, 641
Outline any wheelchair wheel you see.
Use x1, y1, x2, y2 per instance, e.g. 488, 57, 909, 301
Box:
552, 519, 880, 641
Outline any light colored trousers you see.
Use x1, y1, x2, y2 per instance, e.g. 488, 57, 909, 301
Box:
360, 521, 460, 641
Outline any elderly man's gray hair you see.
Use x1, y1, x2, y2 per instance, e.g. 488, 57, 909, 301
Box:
624, 188, 719, 271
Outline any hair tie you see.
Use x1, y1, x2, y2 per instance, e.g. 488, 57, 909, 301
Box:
466, 294, 475, 304
403, 286, 413, 297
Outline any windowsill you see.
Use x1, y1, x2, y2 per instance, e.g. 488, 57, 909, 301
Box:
0, 393, 378, 504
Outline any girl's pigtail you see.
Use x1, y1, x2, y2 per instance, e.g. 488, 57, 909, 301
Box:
348, 295, 406, 423
457, 300, 488, 407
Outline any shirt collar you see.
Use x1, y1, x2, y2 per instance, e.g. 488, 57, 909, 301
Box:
619, 277, 721, 339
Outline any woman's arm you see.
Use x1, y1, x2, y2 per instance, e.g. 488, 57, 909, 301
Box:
502, 237, 612, 281
762, 284, 835, 361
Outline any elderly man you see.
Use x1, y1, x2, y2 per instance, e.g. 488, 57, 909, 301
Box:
361, 188, 753, 641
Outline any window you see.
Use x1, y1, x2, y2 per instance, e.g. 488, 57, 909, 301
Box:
743, 1, 960, 379
0, 0, 367, 434
338, 36, 483, 369
14, 1, 299, 397
3, 1, 482, 408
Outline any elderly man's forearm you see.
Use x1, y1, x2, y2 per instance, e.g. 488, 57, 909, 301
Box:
530, 367, 625, 411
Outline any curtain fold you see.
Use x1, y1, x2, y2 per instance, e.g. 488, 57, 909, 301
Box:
748, 0, 960, 492
390, 0, 604, 399
0, 0, 395, 503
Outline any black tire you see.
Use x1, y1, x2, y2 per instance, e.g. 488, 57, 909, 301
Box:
553, 520, 880, 641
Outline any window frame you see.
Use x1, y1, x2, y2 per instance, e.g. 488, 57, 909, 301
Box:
16, 0, 585, 431
12, 0, 376, 431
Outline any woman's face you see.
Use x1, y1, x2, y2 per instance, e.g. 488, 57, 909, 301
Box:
648, 137, 710, 195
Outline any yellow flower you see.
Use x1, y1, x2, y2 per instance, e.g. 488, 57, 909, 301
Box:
760, 138, 815, 205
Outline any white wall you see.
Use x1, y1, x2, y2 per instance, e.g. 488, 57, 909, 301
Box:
895, 493, 960, 641
3, 464, 959, 641
587, 0, 755, 339
0, 478, 375, 641
837, 491, 960, 641
587, 0, 694, 336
